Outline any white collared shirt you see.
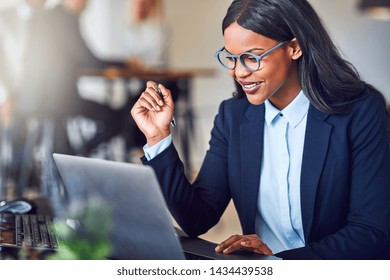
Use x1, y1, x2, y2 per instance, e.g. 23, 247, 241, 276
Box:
255, 91, 309, 254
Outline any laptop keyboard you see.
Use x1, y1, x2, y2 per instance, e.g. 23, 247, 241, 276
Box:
15, 214, 58, 249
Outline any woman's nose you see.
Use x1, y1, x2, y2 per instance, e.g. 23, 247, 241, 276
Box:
230, 60, 252, 78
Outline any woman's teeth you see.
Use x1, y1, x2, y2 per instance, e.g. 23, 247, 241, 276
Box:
243, 82, 261, 89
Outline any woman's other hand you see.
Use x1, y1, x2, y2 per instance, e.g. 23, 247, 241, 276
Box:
215, 234, 273, 256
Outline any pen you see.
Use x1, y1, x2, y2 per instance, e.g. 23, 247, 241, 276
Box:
153, 86, 176, 127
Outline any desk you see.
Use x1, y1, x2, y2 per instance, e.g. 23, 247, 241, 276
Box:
81, 67, 215, 175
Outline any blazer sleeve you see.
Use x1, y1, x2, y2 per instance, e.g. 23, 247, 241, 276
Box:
142, 101, 232, 237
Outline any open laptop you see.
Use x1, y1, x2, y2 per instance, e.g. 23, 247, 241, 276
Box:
53, 153, 185, 260
53, 154, 279, 260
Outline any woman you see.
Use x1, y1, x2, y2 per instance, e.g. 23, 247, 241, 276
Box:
130, 0, 390, 259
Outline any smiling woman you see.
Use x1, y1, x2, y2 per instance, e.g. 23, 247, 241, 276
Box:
130, 0, 390, 260
221, 22, 302, 107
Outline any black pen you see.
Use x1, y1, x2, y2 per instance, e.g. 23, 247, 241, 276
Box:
153, 86, 176, 127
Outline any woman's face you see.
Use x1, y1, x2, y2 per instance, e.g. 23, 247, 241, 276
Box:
223, 22, 302, 109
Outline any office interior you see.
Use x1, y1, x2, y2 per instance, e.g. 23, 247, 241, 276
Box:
0, 0, 389, 256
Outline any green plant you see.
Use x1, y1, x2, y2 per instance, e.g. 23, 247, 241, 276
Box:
47, 198, 113, 260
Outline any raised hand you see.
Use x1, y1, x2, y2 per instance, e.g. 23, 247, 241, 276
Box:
130, 81, 174, 147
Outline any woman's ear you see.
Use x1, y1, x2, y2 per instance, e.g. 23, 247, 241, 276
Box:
290, 38, 302, 60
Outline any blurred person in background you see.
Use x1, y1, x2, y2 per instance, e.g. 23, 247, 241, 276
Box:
0, 0, 58, 193
123, 0, 170, 69
58, 0, 125, 154
0, 0, 124, 192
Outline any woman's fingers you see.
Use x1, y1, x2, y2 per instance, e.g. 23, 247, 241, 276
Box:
139, 90, 162, 111
130, 81, 174, 144
158, 83, 174, 107
215, 234, 273, 256
141, 81, 174, 111
240, 236, 273, 255
215, 234, 242, 253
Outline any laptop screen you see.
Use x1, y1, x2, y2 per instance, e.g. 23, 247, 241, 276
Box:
53, 153, 185, 260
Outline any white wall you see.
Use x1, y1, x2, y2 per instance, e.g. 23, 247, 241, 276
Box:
310, 0, 390, 98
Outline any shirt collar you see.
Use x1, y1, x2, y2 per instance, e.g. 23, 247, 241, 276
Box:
264, 90, 310, 127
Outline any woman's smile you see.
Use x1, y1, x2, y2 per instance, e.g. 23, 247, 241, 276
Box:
237, 80, 263, 94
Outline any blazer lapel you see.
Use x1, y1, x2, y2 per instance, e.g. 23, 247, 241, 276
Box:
300, 105, 332, 242
240, 104, 265, 233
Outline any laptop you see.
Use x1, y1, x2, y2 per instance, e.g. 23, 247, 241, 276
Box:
52, 154, 279, 260
53, 153, 185, 260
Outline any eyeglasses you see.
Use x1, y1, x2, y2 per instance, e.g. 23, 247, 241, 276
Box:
214, 41, 289, 72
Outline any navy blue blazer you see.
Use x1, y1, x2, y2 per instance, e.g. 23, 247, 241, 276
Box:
143, 92, 390, 259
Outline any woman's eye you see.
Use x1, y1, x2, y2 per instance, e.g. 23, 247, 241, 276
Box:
225, 56, 234, 61
247, 57, 258, 62
243, 55, 258, 63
